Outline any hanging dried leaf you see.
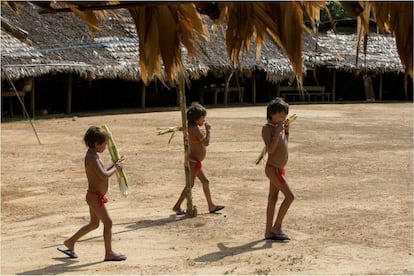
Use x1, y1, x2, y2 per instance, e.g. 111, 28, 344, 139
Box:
128, 4, 208, 85
265, 2, 304, 88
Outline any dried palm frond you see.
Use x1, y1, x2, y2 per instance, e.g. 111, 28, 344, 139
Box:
299, 1, 326, 33
350, 1, 413, 98
371, 2, 413, 80
127, 3, 209, 85
265, 2, 304, 90
1, 1, 25, 13
217, 2, 324, 90
157, 126, 183, 144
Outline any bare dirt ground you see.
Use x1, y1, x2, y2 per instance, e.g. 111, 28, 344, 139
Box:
1, 103, 413, 275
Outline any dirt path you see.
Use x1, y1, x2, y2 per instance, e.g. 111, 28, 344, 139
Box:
1, 103, 413, 275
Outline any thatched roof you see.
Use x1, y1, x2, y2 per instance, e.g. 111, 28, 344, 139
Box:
303, 30, 403, 74
1, 4, 295, 82
1, 3, 404, 84
1, 4, 213, 82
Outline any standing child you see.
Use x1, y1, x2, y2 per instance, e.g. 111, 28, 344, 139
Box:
172, 102, 225, 215
57, 126, 127, 261
262, 98, 295, 240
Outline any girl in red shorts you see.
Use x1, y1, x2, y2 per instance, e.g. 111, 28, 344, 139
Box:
172, 102, 224, 215
262, 98, 295, 240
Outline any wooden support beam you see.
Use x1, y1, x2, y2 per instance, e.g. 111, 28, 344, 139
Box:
66, 73, 72, 114
252, 70, 256, 104
36, 2, 191, 14
332, 69, 336, 102
141, 82, 146, 109
379, 74, 383, 101
1, 16, 32, 45
30, 78, 35, 118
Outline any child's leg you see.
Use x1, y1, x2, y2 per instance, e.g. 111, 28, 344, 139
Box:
87, 195, 126, 261
265, 167, 294, 234
197, 169, 213, 210
265, 181, 279, 238
197, 169, 224, 213
172, 187, 187, 212
172, 162, 197, 212
64, 206, 100, 251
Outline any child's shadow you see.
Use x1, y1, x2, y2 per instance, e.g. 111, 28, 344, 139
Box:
194, 239, 275, 263
121, 214, 186, 231
17, 258, 102, 275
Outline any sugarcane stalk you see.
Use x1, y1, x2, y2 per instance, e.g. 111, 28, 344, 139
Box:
178, 76, 197, 217
157, 126, 183, 144
101, 124, 129, 197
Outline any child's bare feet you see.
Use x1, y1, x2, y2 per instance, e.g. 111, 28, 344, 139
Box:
104, 252, 127, 261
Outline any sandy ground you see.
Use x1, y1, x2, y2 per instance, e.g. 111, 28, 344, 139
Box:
1, 103, 413, 275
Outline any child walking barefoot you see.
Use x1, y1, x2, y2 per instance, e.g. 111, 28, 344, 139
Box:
57, 126, 127, 261
262, 98, 295, 240
172, 102, 224, 215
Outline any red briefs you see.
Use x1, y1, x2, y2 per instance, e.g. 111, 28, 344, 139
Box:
189, 155, 202, 175
266, 163, 287, 184
87, 190, 108, 208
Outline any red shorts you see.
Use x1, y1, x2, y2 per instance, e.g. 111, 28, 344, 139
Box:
266, 163, 286, 184
189, 155, 202, 175
87, 190, 108, 208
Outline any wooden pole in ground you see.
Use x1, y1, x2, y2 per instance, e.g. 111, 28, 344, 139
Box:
30, 78, 35, 118
66, 73, 72, 114
141, 82, 146, 109
178, 76, 197, 217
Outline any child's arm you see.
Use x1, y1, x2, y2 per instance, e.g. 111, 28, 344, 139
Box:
189, 125, 210, 147
262, 124, 283, 154
107, 156, 125, 170
90, 156, 122, 178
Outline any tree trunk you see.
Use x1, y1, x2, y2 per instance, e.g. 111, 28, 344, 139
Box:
178, 76, 197, 217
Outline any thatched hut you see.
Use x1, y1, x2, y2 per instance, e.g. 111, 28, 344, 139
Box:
1, 3, 410, 119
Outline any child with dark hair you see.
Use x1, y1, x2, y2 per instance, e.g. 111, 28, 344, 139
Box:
262, 98, 294, 240
57, 126, 127, 261
172, 102, 224, 215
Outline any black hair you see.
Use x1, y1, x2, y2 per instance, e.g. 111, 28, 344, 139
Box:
83, 126, 108, 148
186, 102, 207, 126
266, 97, 289, 120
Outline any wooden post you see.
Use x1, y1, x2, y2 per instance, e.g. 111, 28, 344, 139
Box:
66, 73, 72, 114
224, 73, 229, 105
141, 82, 146, 109
276, 83, 280, 98
224, 72, 234, 105
30, 78, 35, 118
332, 69, 336, 102
252, 70, 256, 104
379, 73, 383, 101
178, 76, 196, 217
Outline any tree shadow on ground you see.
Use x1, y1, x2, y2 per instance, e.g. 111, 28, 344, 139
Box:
17, 258, 102, 275
194, 239, 285, 263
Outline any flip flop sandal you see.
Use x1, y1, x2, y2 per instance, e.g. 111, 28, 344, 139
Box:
175, 209, 186, 215
57, 247, 78, 258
